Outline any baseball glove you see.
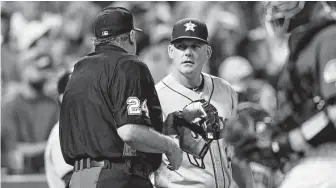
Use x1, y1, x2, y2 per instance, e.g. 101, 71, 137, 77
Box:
163, 111, 210, 169
163, 99, 224, 168
185, 99, 226, 140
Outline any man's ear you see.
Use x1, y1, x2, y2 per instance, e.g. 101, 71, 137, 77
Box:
130, 30, 136, 43
168, 44, 174, 59
206, 45, 212, 59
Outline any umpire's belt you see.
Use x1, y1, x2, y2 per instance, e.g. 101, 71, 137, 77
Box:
74, 158, 151, 179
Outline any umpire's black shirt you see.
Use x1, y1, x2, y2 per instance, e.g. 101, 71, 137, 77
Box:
59, 44, 163, 169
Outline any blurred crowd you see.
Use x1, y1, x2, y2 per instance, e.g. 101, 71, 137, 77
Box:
1, 1, 288, 180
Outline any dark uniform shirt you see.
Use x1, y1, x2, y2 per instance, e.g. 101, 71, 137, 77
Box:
59, 44, 163, 169
276, 20, 336, 130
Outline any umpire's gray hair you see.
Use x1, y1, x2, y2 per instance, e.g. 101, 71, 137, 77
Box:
93, 32, 130, 47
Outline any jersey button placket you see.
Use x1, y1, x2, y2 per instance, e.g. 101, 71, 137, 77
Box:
211, 143, 225, 188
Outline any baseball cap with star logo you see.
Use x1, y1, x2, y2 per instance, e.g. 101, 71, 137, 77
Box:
170, 18, 208, 44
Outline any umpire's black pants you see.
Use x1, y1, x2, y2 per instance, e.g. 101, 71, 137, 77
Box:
69, 165, 153, 188
69, 160, 153, 188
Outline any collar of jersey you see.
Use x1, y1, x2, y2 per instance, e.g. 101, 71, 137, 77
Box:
94, 43, 127, 53
162, 73, 213, 102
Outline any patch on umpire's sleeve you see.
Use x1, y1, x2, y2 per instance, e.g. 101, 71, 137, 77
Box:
323, 59, 336, 84
126, 97, 150, 118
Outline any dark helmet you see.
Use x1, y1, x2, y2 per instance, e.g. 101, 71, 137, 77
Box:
264, 1, 336, 37
263, 1, 331, 37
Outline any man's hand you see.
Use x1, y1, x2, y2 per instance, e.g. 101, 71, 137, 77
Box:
165, 138, 183, 171
182, 101, 207, 123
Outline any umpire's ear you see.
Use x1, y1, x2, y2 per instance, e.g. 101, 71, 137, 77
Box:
168, 44, 174, 59
130, 30, 136, 43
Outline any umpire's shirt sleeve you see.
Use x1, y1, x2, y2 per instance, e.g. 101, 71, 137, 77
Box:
111, 59, 162, 130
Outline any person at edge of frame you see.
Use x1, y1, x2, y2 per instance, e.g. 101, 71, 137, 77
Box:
45, 70, 73, 188
230, 2, 336, 188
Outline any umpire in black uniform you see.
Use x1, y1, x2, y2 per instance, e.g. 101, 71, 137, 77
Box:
59, 7, 186, 188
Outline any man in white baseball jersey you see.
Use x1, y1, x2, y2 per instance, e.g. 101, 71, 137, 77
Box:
45, 71, 73, 188
153, 18, 254, 188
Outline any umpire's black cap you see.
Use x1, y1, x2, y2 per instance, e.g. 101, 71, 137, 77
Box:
94, 6, 142, 38
171, 18, 208, 44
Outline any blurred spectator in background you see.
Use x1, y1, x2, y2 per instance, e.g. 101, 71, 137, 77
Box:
218, 56, 253, 92
140, 38, 172, 84
1, 8, 21, 99
236, 29, 278, 87
208, 9, 242, 76
1, 52, 60, 174
1, 103, 21, 175
218, 56, 277, 115
238, 80, 277, 116
51, 2, 99, 69
45, 70, 73, 188
10, 2, 49, 51
113, 1, 152, 55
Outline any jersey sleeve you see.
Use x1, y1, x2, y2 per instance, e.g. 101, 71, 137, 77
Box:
48, 125, 73, 178
111, 60, 163, 130
318, 37, 336, 100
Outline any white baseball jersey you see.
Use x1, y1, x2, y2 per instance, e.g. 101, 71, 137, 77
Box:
45, 122, 73, 188
153, 73, 239, 188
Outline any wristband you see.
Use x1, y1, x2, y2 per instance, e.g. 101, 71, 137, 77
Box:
300, 110, 336, 147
